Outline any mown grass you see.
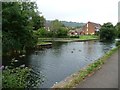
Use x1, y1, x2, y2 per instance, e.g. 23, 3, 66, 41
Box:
53, 46, 119, 88
79, 35, 99, 40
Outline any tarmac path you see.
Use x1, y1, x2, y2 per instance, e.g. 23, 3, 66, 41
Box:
76, 49, 119, 88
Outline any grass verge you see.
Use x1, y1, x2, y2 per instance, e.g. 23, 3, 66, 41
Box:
52, 45, 120, 88
79, 35, 99, 40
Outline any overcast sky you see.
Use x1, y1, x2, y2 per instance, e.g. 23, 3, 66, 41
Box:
36, 0, 119, 25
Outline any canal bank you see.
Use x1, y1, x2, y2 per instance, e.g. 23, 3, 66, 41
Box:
52, 46, 119, 88
76, 49, 118, 88
36, 42, 52, 49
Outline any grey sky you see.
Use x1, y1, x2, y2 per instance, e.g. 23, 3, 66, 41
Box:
36, 0, 119, 25
118, 1, 120, 22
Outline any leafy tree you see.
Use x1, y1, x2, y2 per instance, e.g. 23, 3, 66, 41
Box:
37, 28, 48, 37
50, 19, 68, 37
115, 22, 120, 38
99, 22, 116, 41
2, 1, 40, 55
57, 27, 68, 38
32, 15, 45, 30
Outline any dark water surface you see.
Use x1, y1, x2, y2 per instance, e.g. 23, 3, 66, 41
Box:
3, 40, 115, 88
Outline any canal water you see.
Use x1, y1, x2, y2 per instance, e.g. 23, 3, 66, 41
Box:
3, 40, 115, 88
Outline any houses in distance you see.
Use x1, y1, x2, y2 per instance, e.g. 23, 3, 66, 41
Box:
45, 20, 101, 36
68, 21, 101, 36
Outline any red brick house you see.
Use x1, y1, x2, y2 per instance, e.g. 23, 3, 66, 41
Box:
68, 28, 82, 36
80, 21, 101, 35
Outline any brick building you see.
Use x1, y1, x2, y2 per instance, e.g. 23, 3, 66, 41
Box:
80, 21, 101, 35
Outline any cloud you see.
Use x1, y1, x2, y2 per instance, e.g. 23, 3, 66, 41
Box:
36, 0, 119, 25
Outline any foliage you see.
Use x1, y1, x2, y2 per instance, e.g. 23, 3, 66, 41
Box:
2, 65, 43, 88
116, 41, 120, 46
2, 1, 42, 55
115, 22, 120, 38
50, 19, 68, 38
99, 22, 116, 41
56, 27, 68, 38
70, 35, 79, 38
2, 67, 30, 88
33, 15, 45, 30
37, 28, 48, 37
35, 20, 68, 38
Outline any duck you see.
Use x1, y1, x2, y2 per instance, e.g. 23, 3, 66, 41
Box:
20, 64, 25, 68
79, 50, 81, 52
73, 48, 75, 50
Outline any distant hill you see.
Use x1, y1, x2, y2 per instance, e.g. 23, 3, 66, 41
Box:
60, 21, 85, 28
46, 20, 85, 28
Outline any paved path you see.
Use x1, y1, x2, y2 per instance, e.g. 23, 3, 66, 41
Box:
76, 50, 118, 88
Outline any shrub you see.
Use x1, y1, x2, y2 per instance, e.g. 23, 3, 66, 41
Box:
116, 41, 120, 46
70, 35, 79, 38
2, 66, 42, 88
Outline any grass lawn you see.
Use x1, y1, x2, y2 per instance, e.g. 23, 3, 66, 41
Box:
79, 35, 99, 40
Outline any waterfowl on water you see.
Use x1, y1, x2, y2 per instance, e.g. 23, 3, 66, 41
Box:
79, 50, 81, 52
73, 48, 75, 50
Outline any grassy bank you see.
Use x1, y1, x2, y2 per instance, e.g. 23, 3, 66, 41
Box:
52, 46, 119, 88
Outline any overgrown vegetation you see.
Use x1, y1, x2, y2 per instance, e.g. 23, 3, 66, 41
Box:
2, 65, 42, 88
2, 67, 31, 88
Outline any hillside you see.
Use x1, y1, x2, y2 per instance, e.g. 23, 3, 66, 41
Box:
60, 21, 85, 28
46, 20, 85, 28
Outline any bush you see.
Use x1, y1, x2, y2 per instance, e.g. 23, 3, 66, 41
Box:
116, 41, 120, 46
2, 66, 42, 88
70, 35, 79, 38
100, 22, 116, 41
2, 67, 30, 88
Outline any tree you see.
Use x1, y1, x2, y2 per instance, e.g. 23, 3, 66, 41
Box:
32, 15, 45, 30
50, 19, 68, 37
99, 22, 116, 41
57, 27, 68, 38
37, 28, 48, 37
115, 22, 120, 38
2, 1, 40, 55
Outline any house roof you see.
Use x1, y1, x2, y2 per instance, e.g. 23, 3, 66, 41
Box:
88, 21, 101, 27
